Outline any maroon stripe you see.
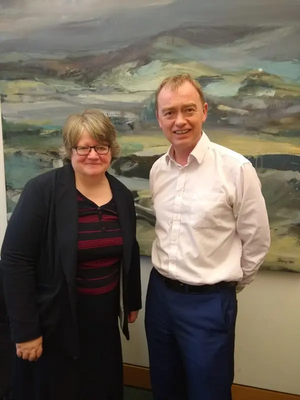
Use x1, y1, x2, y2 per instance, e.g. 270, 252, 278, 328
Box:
77, 271, 117, 281
77, 280, 118, 295
78, 236, 123, 250
78, 215, 99, 223
102, 215, 118, 222
79, 229, 121, 234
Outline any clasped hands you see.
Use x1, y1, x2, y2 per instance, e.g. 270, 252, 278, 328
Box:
16, 336, 43, 362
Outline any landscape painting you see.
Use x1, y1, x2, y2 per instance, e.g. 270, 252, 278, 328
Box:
0, 0, 299, 271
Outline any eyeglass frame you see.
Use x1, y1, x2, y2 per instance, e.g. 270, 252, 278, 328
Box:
73, 145, 111, 156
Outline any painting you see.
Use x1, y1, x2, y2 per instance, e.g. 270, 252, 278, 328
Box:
0, 0, 299, 271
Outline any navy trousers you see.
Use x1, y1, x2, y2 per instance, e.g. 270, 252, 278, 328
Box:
145, 268, 237, 400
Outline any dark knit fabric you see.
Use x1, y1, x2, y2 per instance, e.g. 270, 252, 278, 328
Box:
76, 192, 123, 295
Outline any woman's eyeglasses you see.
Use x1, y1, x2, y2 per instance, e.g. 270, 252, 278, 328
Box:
73, 145, 110, 156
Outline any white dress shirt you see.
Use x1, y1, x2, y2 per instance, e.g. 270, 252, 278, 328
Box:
150, 132, 271, 291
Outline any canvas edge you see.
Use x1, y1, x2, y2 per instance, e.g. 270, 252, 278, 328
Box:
0, 101, 8, 249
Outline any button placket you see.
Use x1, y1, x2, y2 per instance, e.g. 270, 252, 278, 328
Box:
168, 168, 187, 275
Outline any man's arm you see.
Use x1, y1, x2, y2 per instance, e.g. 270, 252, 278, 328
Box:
234, 162, 271, 292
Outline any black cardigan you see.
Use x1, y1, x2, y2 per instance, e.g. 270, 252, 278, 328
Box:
0, 164, 141, 358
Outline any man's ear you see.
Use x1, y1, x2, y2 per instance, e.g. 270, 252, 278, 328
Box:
203, 102, 208, 122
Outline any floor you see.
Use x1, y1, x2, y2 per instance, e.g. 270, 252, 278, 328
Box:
0, 388, 150, 400
124, 386, 153, 399
0, 391, 148, 400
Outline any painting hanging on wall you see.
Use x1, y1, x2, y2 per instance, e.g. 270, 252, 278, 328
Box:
0, 0, 299, 271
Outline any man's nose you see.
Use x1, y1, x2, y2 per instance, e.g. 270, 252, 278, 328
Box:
175, 112, 186, 126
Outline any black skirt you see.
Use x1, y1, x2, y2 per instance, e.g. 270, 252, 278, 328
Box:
12, 287, 123, 400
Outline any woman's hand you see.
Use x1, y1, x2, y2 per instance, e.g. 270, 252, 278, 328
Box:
16, 336, 43, 362
128, 310, 139, 323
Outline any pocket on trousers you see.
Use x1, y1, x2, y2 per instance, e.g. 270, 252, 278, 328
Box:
218, 289, 237, 332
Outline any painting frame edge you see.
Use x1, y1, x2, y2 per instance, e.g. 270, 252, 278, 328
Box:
0, 101, 8, 249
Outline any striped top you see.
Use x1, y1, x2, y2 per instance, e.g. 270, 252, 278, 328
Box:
76, 191, 123, 295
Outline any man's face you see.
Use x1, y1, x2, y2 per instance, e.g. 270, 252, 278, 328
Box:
156, 81, 208, 152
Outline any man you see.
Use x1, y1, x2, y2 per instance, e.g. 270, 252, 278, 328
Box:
145, 74, 270, 400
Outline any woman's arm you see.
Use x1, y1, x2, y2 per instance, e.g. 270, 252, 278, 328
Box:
1, 178, 46, 345
126, 191, 142, 316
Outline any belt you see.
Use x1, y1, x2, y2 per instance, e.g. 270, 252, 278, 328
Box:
163, 276, 237, 293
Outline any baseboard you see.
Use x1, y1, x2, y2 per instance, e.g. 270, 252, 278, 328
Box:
124, 364, 151, 390
123, 364, 300, 399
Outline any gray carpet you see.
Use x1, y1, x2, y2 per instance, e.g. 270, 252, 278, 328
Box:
124, 387, 153, 399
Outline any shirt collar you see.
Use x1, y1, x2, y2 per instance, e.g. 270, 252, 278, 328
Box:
165, 131, 210, 166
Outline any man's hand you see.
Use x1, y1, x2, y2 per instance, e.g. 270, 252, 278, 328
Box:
16, 336, 43, 362
128, 310, 139, 323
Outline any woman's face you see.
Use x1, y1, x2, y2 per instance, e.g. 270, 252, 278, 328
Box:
71, 129, 112, 179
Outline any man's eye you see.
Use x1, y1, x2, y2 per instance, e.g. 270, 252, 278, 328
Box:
78, 146, 88, 150
96, 146, 107, 151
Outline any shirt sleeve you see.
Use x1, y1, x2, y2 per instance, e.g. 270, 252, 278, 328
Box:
234, 162, 271, 291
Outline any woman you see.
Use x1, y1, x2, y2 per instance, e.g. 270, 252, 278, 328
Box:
0, 109, 141, 400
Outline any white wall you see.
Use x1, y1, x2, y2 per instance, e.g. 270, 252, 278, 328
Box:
1, 107, 300, 396
121, 257, 300, 396
234, 270, 300, 395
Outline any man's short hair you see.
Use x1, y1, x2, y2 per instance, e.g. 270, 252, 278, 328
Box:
155, 74, 205, 110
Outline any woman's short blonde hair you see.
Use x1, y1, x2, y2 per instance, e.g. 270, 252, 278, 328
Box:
61, 109, 120, 162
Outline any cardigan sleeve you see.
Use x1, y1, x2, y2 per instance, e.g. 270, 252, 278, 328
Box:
0, 178, 46, 343
126, 191, 142, 312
